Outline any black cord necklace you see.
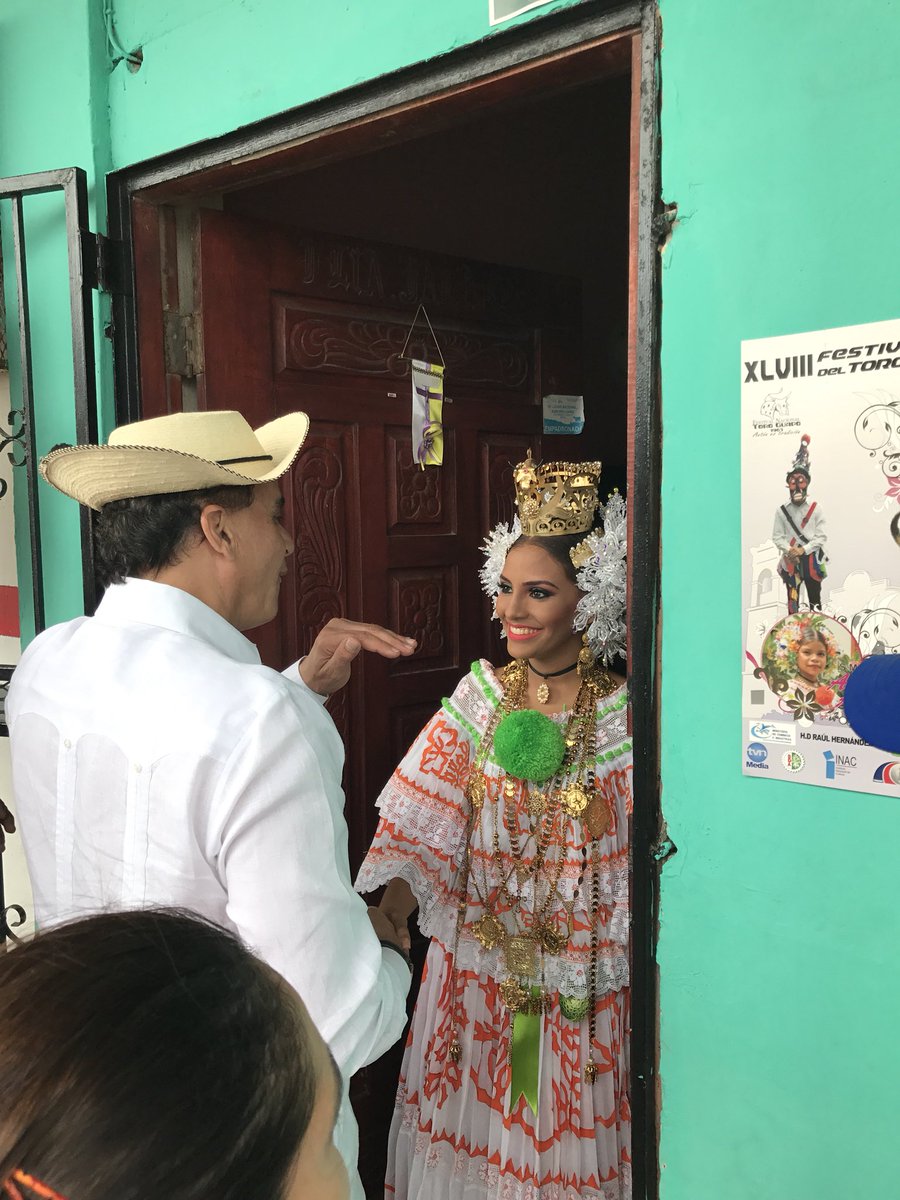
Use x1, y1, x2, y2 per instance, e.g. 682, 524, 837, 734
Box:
528, 659, 579, 705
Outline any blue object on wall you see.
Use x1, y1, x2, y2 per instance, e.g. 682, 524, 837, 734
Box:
844, 656, 900, 754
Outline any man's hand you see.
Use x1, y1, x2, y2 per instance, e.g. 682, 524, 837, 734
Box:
789, 546, 803, 559
299, 618, 416, 696
0, 799, 15, 855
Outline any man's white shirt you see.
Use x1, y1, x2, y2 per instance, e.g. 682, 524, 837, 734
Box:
7, 577, 410, 1199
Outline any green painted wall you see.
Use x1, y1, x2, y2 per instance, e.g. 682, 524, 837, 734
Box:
107, 0, 583, 168
657, 1, 900, 1196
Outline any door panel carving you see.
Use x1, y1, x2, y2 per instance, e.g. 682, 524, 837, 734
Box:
386, 426, 456, 533
388, 566, 458, 674
292, 439, 347, 636
291, 434, 351, 740
256, 225, 577, 326
274, 295, 533, 393
481, 433, 536, 531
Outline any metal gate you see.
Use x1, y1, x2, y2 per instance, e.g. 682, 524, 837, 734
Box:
0, 166, 106, 945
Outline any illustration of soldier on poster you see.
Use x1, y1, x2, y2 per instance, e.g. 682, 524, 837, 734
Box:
741, 317, 900, 794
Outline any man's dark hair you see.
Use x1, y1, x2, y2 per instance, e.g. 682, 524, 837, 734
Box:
95, 485, 255, 589
0, 909, 316, 1200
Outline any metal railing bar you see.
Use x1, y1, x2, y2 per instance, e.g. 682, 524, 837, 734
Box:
10, 195, 45, 635
63, 169, 99, 613
0, 167, 81, 201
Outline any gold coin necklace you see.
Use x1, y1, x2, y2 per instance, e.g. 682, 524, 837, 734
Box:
449, 658, 620, 1052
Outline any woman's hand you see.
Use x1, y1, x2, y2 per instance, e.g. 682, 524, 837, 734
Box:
367, 904, 407, 948
378, 878, 418, 952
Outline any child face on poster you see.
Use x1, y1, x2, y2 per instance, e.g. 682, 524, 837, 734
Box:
795, 635, 828, 684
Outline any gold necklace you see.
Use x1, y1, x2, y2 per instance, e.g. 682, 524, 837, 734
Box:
447, 654, 619, 1062
476, 676, 598, 1006
527, 658, 579, 705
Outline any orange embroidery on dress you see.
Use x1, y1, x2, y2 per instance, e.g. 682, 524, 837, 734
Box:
4, 1173, 67, 1200
593, 766, 632, 836
419, 719, 472, 789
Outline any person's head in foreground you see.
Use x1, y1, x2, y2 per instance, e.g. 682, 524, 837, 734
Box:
0, 909, 348, 1200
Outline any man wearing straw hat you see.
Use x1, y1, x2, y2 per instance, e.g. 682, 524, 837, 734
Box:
6, 409, 415, 1200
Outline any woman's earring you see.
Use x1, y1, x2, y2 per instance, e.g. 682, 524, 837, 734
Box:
576, 631, 594, 681
577, 631, 613, 694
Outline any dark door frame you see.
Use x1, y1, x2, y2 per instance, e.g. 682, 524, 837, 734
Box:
106, 2, 664, 1195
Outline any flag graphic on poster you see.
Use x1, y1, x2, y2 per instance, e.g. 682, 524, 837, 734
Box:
741, 318, 900, 795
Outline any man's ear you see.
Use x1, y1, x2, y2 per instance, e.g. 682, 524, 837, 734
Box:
198, 504, 236, 560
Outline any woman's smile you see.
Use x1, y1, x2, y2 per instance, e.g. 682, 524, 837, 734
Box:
506, 624, 542, 641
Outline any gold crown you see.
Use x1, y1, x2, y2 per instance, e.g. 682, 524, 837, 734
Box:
513, 455, 602, 537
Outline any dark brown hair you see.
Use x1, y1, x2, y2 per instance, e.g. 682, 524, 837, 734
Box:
0, 909, 316, 1200
511, 530, 596, 585
94, 485, 255, 589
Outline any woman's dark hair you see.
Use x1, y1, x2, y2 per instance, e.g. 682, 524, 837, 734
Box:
0, 909, 316, 1200
511, 530, 595, 585
95, 485, 255, 589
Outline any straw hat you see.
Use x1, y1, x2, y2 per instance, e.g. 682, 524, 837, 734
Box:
40, 410, 310, 511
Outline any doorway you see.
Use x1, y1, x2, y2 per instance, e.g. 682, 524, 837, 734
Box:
109, 9, 662, 1196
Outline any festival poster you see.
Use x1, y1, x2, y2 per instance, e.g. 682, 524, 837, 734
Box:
741, 318, 900, 794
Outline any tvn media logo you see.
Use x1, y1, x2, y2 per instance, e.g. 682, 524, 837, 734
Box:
746, 742, 769, 770
873, 762, 900, 785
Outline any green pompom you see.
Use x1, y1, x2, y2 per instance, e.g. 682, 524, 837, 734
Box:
494, 709, 566, 783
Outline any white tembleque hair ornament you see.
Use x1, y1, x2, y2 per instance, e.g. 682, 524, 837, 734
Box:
479, 515, 521, 609
572, 490, 627, 665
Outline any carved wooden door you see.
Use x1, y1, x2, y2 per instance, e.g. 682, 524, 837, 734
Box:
181, 208, 601, 867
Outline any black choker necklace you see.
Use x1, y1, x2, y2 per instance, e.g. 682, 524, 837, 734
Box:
528, 659, 579, 705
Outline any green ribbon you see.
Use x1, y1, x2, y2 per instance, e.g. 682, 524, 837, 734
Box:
509, 993, 542, 1116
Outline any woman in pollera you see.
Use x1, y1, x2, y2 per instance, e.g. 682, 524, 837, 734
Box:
357, 456, 632, 1200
